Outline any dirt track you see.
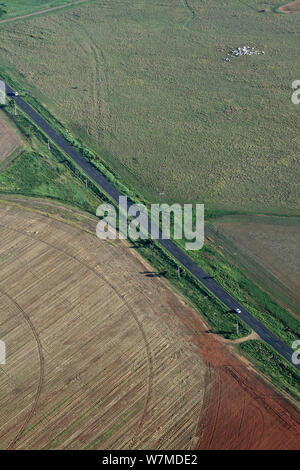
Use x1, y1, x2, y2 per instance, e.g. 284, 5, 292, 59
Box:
0, 198, 299, 450
279, 1, 300, 13
0, 0, 88, 24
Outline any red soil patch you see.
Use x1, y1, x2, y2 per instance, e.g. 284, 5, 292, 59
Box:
170, 300, 300, 450
279, 1, 300, 13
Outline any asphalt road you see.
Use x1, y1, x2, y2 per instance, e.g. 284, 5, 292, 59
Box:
4, 83, 300, 371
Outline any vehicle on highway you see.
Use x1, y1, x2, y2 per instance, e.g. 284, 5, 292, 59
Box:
233, 308, 242, 314
13, 91, 19, 96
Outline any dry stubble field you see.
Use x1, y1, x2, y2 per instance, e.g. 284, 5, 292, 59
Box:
0, 199, 208, 450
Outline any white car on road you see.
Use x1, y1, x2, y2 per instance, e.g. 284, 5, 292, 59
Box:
233, 308, 242, 314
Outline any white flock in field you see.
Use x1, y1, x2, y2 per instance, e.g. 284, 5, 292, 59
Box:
223, 46, 265, 62
230, 46, 265, 57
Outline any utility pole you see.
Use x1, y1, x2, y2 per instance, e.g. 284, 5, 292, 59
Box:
47, 139, 50, 150
177, 266, 181, 279
14, 102, 17, 116
236, 321, 239, 337
85, 177, 88, 188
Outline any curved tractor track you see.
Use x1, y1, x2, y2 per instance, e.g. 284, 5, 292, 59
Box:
0, 202, 209, 450
0, 220, 154, 448
74, 20, 112, 138
0, 289, 45, 450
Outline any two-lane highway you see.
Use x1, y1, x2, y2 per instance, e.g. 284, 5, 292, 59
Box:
4, 82, 300, 371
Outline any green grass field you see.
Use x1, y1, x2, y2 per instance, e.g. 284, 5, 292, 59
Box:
0, 0, 299, 212
0, 1, 82, 19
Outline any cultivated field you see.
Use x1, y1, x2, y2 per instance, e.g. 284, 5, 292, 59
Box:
0, 0, 299, 212
0, 200, 208, 450
0, 110, 22, 164
196, 335, 300, 450
208, 215, 300, 318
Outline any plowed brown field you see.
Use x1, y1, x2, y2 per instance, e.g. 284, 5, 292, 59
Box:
173, 305, 300, 450
0, 198, 299, 450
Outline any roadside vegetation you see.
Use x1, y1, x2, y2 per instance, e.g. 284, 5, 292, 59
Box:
207, 215, 300, 317
0, 102, 105, 213
134, 237, 251, 340
239, 340, 300, 401
178, 236, 300, 346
